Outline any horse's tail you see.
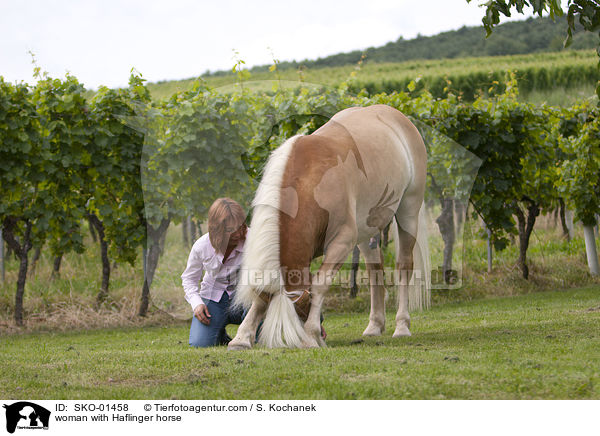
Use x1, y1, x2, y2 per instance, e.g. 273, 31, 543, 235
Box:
392, 202, 431, 311
412, 202, 431, 310
257, 292, 309, 348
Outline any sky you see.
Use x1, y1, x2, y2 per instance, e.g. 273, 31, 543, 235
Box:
0, 0, 536, 90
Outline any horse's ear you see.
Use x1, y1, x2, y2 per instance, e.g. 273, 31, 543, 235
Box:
2, 404, 6, 408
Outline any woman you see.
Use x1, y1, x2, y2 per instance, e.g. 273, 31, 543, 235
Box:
182, 197, 248, 347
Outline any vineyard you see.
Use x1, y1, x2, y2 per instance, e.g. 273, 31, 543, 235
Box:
1, 61, 600, 329
147, 50, 599, 103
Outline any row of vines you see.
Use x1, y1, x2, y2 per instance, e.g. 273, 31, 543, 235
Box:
0, 69, 599, 325
350, 60, 598, 100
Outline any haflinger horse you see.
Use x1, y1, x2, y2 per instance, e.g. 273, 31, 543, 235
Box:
229, 104, 430, 349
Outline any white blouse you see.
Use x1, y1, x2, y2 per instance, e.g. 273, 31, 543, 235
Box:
181, 233, 245, 311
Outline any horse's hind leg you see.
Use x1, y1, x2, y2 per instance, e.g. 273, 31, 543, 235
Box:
360, 239, 386, 336
393, 207, 419, 338
228, 299, 267, 350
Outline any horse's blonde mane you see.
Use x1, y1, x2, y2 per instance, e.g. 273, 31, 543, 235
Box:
232, 135, 302, 311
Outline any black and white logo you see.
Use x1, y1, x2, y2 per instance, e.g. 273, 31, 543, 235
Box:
3, 402, 50, 433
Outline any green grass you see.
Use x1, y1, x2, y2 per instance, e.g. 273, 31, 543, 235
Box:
1, 218, 598, 399
1, 285, 598, 399
520, 84, 598, 107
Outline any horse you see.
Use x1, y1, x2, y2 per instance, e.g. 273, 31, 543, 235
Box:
228, 104, 430, 349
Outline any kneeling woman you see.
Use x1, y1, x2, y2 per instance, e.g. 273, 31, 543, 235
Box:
181, 197, 248, 347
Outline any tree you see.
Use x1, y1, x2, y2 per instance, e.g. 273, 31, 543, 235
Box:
33, 74, 91, 278
557, 103, 600, 275
0, 74, 90, 325
86, 73, 150, 307
513, 102, 559, 279
0, 79, 41, 325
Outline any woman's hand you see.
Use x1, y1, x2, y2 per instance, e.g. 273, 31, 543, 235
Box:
194, 304, 211, 325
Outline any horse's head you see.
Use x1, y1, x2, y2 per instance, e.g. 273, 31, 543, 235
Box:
257, 288, 311, 323
290, 289, 311, 322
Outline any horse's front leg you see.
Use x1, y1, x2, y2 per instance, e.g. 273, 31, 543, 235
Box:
228, 299, 267, 350
304, 225, 357, 348
303, 285, 327, 348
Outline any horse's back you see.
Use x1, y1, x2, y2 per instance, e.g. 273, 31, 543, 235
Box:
309, 105, 426, 243
326, 104, 426, 180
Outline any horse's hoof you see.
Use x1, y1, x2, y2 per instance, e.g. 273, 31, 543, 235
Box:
392, 327, 412, 337
362, 323, 384, 336
227, 340, 251, 351
302, 338, 321, 349
302, 342, 320, 349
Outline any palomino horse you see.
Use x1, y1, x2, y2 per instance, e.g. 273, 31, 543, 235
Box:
229, 104, 429, 349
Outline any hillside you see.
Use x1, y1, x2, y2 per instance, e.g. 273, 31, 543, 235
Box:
204, 16, 596, 76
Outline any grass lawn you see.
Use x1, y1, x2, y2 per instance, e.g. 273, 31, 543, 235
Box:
1, 285, 598, 400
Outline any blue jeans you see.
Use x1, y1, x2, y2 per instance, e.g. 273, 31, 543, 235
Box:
189, 292, 244, 347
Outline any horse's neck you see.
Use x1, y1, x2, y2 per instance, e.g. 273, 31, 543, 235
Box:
276, 135, 335, 292
280, 256, 314, 293
279, 206, 327, 293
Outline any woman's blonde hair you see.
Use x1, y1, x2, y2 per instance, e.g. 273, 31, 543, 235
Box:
207, 197, 247, 254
